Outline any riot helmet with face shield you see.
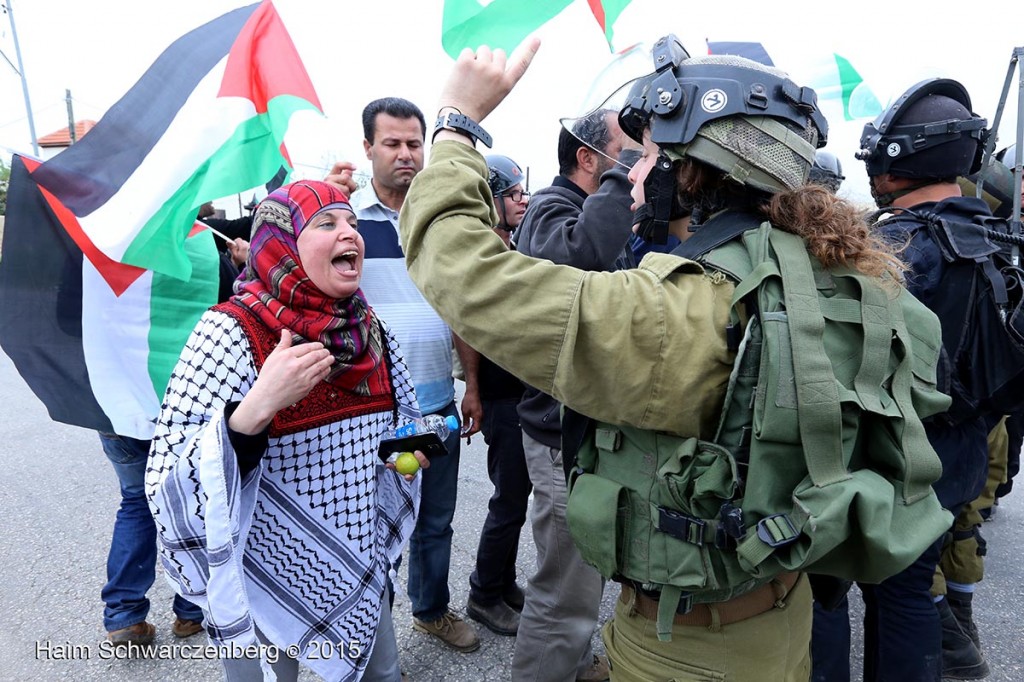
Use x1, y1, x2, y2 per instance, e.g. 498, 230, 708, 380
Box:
580, 35, 827, 243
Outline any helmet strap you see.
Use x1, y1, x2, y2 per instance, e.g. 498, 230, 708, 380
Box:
870, 178, 933, 209
633, 153, 681, 244
495, 195, 510, 230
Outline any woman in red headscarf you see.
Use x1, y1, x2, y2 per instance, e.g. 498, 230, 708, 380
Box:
147, 180, 426, 682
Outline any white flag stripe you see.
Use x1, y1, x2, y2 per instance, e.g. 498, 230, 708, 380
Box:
78, 57, 258, 261
80, 261, 160, 439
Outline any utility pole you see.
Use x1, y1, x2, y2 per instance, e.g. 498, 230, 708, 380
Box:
65, 89, 76, 145
6, 0, 39, 156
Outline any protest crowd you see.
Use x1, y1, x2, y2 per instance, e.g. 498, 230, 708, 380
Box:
2, 5, 1023, 682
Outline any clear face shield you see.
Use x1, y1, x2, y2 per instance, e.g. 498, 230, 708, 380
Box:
559, 42, 666, 170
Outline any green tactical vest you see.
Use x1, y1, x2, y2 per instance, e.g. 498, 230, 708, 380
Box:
565, 221, 954, 641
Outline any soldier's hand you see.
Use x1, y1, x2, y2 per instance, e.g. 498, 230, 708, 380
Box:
436, 38, 541, 125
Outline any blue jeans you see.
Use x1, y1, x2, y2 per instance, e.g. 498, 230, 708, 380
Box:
406, 401, 461, 621
811, 596, 852, 682
99, 432, 204, 631
469, 398, 531, 605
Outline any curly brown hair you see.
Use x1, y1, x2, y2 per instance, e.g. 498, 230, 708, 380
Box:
675, 160, 905, 283
763, 185, 905, 283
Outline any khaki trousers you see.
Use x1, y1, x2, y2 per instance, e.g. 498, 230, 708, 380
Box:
603, 575, 812, 682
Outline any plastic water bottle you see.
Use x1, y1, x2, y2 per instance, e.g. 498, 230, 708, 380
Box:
384, 414, 460, 440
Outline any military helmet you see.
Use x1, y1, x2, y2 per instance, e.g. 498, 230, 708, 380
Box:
616, 36, 828, 193
856, 78, 988, 179
485, 155, 525, 197
809, 150, 845, 192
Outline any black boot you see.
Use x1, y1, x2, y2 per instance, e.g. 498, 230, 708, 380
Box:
947, 589, 981, 650
937, 597, 989, 680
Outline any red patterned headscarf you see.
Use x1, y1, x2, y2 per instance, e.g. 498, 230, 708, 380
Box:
233, 180, 386, 396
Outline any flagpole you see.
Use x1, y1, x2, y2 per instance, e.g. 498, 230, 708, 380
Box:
203, 225, 232, 243
6, 0, 40, 156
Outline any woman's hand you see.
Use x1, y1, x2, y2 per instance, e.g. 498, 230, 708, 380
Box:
436, 38, 541, 126
228, 330, 334, 434
385, 449, 431, 482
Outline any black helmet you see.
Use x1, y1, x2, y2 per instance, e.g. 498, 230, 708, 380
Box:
808, 151, 845, 192
856, 78, 988, 179
616, 35, 828, 194
486, 155, 525, 196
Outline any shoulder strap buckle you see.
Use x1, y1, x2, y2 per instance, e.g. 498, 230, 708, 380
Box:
755, 514, 800, 548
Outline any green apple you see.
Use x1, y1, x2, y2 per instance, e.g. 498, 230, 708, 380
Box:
395, 451, 420, 476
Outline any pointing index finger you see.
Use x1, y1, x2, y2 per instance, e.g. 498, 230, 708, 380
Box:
506, 37, 541, 86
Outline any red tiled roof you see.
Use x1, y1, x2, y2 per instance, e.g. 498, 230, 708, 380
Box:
38, 120, 98, 148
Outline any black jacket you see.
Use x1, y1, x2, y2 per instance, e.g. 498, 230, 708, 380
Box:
879, 196, 998, 512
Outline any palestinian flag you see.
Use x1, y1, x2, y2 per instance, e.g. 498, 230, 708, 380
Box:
585, 0, 632, 50
441, 0, 632, 58
31, 0, 321, 281
706, 40, 881, 121
0, 155, 218, 439
817, 53, 882, 121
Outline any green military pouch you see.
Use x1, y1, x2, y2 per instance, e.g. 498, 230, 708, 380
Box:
752, 310, 801, 444
566, 473, 627, 578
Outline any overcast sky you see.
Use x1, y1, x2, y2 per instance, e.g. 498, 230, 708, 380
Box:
0, 0, 1020, 209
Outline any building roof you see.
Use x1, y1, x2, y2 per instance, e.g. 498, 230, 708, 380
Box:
38, 120, 98, 148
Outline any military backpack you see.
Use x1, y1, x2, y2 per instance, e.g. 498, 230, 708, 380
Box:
565, 213, 954, 640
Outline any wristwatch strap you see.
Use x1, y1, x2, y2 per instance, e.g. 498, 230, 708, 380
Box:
432, 112, 493, 148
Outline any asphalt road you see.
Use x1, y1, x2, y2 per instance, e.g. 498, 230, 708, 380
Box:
0, 348, 1021, 681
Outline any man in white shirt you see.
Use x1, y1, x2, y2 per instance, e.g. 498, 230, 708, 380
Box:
332, 97, 480, 653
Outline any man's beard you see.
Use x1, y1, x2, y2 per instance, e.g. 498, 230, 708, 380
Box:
595, 153, 616, 178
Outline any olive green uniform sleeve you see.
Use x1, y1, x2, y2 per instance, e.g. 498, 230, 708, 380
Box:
400, 141, 736, 437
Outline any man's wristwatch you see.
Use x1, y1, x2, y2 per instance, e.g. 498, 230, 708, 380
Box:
432, 111, 493, 148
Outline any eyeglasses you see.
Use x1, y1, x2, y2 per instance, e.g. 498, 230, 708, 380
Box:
502, 189, 530, 202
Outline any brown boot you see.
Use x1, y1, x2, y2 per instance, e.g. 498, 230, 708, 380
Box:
412, 611, 480, 652
171, 617, 204, 638
107, 622, 156, 648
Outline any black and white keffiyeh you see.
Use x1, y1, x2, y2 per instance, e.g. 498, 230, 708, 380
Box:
146, 310, 420, 682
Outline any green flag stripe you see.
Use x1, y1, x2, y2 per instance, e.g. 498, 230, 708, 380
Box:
441, 0, 573, 59
833, 53, 864, 122
123, 94, 317, 280
148, 230, 220, 399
